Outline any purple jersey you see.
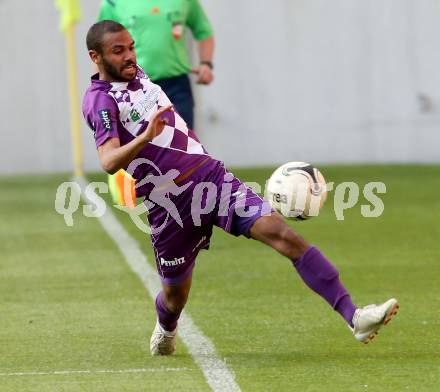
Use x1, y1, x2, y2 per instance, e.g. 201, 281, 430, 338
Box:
82, 66, 216, 196
83, 66, 272, 285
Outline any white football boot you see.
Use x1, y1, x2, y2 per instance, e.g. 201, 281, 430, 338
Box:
351, 298, 399, 344
150, 320, 177, 356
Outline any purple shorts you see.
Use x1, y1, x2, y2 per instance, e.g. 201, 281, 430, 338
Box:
146, 161, 272, 285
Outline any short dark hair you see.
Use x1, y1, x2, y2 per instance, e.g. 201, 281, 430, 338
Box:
86, 20, 126, 53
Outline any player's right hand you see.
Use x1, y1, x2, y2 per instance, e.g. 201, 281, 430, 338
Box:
142, 105, 174, 143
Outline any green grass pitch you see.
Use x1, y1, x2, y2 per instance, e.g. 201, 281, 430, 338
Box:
1, 165, 439, 391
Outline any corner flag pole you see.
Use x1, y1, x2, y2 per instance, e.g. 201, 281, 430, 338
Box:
65, 23, 83, 177
56, 0, 83, 177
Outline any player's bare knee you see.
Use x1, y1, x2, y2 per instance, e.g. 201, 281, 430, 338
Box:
272, 218, 299, 245
268, 219, 309, 258
251, 213, 308, 253
251, 213, 283, 241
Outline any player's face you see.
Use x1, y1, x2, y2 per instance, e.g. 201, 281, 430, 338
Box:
98, 30, 137, 82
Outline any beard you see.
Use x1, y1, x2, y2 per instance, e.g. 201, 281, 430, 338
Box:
102, 57, 136, 82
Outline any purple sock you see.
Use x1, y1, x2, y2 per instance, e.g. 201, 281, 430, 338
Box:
155, 292, 181, 332
293, 247, 357, 327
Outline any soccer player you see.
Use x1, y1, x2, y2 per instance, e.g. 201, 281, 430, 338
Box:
83, 21, 399, 356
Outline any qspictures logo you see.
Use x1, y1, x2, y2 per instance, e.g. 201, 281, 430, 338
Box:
54, 159, 388, 234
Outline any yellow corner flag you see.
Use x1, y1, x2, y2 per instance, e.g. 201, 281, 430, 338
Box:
55, 0, 84, 177
55, 0, 81, 32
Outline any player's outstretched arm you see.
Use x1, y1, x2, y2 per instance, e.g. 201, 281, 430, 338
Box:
98, 105, 173, 174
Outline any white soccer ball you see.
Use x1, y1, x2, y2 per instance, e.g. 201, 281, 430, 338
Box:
265, 162, 327, 220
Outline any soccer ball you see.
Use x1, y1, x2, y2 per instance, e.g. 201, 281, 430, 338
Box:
265, 162, 327, 220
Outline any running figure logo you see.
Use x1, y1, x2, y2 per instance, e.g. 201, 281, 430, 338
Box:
117, 158, 192, 234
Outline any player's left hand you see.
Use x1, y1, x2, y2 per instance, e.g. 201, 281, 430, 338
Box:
192, 64, 214, 85
142, 105, 174, 143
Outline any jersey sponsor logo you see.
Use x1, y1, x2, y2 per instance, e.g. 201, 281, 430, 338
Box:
128, 86, 161, 124
130, 108, 141, 122
160, 256, 186, 267
98, 109, 112, 132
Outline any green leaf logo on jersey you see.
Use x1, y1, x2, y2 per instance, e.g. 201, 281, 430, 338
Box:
130, 108, 141, 122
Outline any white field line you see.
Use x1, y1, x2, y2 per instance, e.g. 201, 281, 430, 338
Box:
0, 368, 189, 377
76, 176, 241, 392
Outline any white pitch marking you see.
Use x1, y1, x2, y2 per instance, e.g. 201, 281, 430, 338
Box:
0, 368, 189, 377
76, 177, 241, 392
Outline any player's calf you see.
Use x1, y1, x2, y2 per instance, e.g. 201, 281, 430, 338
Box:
250, 214, 357, 326
151, 292, 181, 356
151, 274, 192, 355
